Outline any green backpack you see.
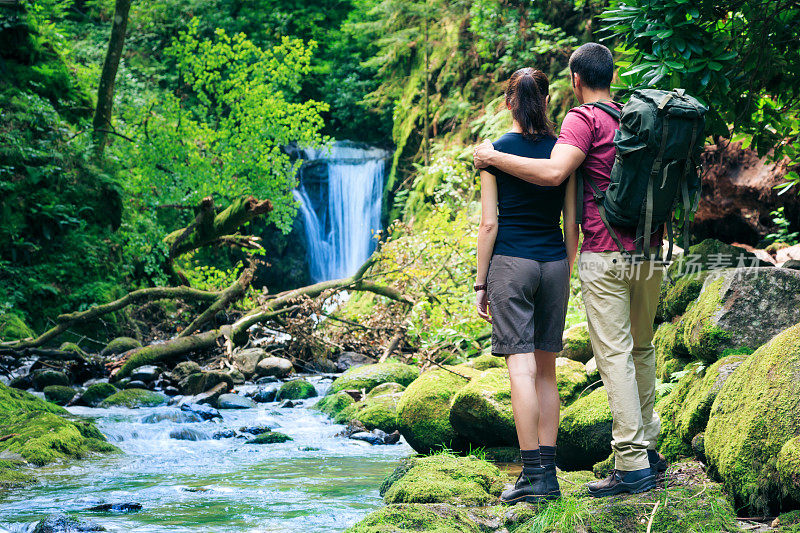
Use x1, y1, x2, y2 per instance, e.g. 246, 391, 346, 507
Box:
575, 88, 707, 261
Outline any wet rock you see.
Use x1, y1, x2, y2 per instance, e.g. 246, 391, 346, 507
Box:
255, 356, 294, 379
255, 376, 280, 385
335, 351, 375, 372
85, 502, 142, 513
227, 369, 246, 385
43, 385, 77, 406
192, 382, 229, 406
74, 383, 118, 407
247, 386, 278, 403
212, 429, 238, 439
239, 425, 274, 435
33, 514, 106, 532
180, 402, 221, 421
559, 322, 593, 363
100, 337, 141, 357
215, 393, 256, 410
279, 400, 297, 408
124, 380, 149, 390
130, 365, 160, 383
178, 371, 233, 396
231, 347, 266, 378
329, 362, 420, 395
275, 379, 317, 401
32, 370, 70, 391
169, 428, 208, 441
349, 428, 401, 445
99, 389, 167, 408
337, 419, 368, 438
247, 431, 292, 444
141, 410, 202, 424
171, 361, 201, 381
163, 386, 180, 397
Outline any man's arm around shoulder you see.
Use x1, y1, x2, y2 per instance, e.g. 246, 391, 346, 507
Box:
473, 141, 586, 187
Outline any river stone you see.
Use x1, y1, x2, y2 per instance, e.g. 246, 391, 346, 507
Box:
33, 514, 106, 532
227, 369, 246, 385
232, 348, 266, 378
130, 365, 160, 383
179, 402, 221, 420
255, 357, 294, 378
559, 322, 593, 363
99, 389, 167, 408
213, 430, 238, 439
313, 390, 355, 419
336, 382, 405, 432
705, 323, 800, 513
396, 365, 479, 454
239, 425, 275, 435
124, 380, 149, 390
100, 337, 141, 357
85, 502, 142, 513
75, 383, 118, 407
164, 386, 180, 396
32, 370, 70, 391
248, 385, 278, 403
681, 268, 800, 362
216, 393, 256, 409
449, 368, 516, 448
329, 362, 420, 395
335, 351, 375, 372
178, 371, 233, 395
169, 428, 208, 441
43, 385, 76, 406
191, 382, 229, 406
248, 431, 292, 444
556, 387, 612, 470
349, 429, 395, 445
58, 342, 88, 359
275, 379, 317, 401
141, 410, 203, 424
171, 361, 202, 381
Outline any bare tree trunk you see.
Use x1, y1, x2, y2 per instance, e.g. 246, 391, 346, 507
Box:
93, 0, 133, 156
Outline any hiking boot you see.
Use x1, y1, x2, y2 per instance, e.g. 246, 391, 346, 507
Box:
648, 450, 667, 474
587, 468, 655, 497
500, 466, 560, 504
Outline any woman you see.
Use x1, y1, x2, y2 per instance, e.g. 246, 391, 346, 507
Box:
474, 68, 578, 504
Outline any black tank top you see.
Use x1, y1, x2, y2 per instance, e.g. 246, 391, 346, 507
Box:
486, 132, 567, 262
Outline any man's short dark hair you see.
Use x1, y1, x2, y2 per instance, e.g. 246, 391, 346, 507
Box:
568, 43, 614, 90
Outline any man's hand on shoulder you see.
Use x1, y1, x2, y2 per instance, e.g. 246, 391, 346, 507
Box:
473, 139, 494, 169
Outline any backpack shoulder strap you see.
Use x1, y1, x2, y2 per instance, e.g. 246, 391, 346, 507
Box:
585, 101, 622, 121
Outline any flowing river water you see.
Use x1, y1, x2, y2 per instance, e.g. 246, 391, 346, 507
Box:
0, 377, 414, 532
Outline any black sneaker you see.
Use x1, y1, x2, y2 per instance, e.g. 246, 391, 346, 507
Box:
648, 450, 667, 474
500, 466, 560, 504
586, 468, 655, 497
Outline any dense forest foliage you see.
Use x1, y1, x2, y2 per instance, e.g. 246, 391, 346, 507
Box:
0, 0, 798, 342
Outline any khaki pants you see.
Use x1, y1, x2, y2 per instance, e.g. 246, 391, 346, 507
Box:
578, 251, 663, 471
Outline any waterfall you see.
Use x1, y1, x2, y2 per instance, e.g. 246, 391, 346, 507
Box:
293, 141, 389, 282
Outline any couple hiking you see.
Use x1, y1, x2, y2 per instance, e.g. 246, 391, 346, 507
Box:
473, 42, 705, 503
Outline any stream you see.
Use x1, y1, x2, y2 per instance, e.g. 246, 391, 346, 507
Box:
0, 377, 413, 532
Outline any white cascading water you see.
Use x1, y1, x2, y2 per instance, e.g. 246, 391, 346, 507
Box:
293, 142, 389, 282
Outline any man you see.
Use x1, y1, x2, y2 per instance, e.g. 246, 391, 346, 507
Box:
473, 42, 666, 497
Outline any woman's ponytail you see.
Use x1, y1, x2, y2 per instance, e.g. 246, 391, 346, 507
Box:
505, 68, 554, 139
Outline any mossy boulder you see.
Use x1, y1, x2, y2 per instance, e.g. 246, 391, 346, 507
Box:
682, 268, 800, 362
338, 382, 405, 432
397, 366, 479, 454
557, 387, 612, 470
0, 383, 118, 467
381, 454, 504, 506
657, 272, 709, 323
465, 353, 505, 370
32, 370, 70, 390
347, 503, 481, 533
667, 238, 766, 279
43, 385, 76, 406
0, 312, 35, 341
449, 368, 516, 447
179, 371, 233, 396
559, 322, 593, 363
656, 353, 748, 461
58, 342, 88, 359
654, 321, 690, 381
778, 437, 800, 504
313, 391, 355, 419
329, 362, 420, 395
100, 336, 141, 356
275, 379, 317, 401
555, 357, 590, 405
99, 388, 167, 408
705, 322, 800, 513
75, 382, 118, 407
171, 361, 202, 381
248, 431, 292, 444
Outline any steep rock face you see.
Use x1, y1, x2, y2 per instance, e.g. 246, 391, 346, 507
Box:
693, 140, 799, 245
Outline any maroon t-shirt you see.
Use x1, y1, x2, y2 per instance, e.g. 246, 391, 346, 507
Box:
556, 103, 661, 253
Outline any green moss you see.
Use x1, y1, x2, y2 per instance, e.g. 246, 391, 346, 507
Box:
347, 503, 481, 533
0, 459, 36, 490
313, 391, 355, 418
654, 322, 691, 382
329, 362, 420, 394
99, 388, 167, 408
592, 452, 614, 478
172, 361, 202, 381
382, 453, 504, 506
482, 446, 520, 463
560, 322, 593, 363
557, 387, 612, 470
555, 357, 590, 405
467, 353, 506, 371
658, 272, 709, 323
705, 322, 800, 514
667, 238, 761, 279
449, 368, 516, 447
681, 275, 732, 362
32, 370, 70, 390
275, 379, 317, 401
179, 371, 233, 395
0, 312, 35, 341
58, 342, 87, 358
338, 382, 405, 431
777, 437, 800, 504
77, 383, 118, 407
43, 385, 76, 406
248, 431, 292, 444
397, 366, 479, 454
776, 510, 800, 532
101, 336, 142, 356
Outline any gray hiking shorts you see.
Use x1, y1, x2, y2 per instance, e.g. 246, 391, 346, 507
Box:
487, 254, 570, 355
